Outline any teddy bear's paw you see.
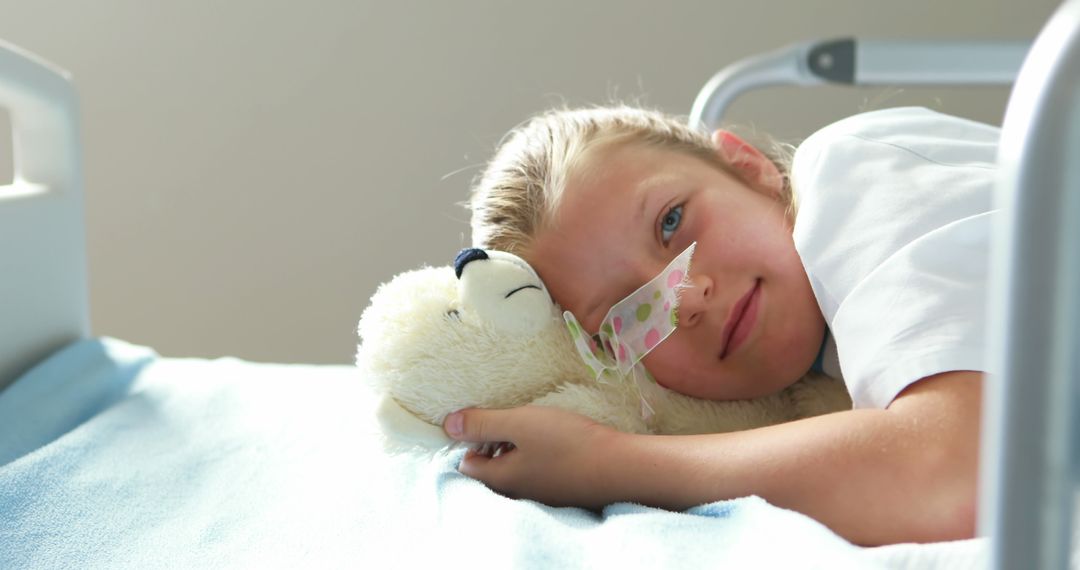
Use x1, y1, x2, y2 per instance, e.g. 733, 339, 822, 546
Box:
374, 394, 455, 455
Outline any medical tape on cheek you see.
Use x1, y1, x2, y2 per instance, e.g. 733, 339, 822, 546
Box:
563, 241, 696, 392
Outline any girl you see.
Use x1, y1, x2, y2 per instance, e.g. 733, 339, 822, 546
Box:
445, 105, 992, 546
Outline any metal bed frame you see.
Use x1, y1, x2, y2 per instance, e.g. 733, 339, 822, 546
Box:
690, 2, 1079, 567
689, 38, 1030, 133
0, 0, 1076, 566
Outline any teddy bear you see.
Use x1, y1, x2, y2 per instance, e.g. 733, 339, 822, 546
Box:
356, 247, 851, 451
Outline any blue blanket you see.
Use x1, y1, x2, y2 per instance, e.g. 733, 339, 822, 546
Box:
0, 338, 900, 568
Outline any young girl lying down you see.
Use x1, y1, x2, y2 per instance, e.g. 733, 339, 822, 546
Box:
444, 105, 993, 546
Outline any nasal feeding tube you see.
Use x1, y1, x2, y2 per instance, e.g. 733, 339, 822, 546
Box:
563, 242, 696, 420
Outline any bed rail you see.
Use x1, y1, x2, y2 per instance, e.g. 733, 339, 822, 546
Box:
0, 42, 88, 391
689, 38, 1030, 131
979, 0, 1080, 568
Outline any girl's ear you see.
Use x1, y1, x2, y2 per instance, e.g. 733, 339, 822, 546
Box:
710, 130, 784, 199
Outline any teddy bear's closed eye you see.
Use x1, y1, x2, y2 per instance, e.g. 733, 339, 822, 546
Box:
505, 284, 543, 298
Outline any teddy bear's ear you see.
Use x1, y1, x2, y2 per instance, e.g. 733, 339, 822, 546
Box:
374, 394, 454, 452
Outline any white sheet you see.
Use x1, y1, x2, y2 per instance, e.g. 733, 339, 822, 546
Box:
0, 338, 999, 568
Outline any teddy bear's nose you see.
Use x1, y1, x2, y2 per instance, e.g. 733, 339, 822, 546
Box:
454, 248, 489, 279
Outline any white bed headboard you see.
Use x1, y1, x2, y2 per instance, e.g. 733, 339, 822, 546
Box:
0, 41, 89, 392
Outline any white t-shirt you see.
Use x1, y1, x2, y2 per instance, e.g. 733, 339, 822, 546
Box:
791, 107, 998, 409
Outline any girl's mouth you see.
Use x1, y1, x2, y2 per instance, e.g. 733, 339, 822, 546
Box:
720, 279, 762, 359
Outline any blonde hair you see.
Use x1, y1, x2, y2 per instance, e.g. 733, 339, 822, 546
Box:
469, 105, 795, 256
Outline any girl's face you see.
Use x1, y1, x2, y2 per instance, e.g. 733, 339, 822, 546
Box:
528, 141, 825, 400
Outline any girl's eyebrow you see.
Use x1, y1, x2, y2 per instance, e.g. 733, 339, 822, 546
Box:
636, 173, 680, 223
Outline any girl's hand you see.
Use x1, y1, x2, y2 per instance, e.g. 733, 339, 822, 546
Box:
443, 405, 622, 510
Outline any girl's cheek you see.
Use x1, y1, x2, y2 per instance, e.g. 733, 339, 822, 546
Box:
642, 338, 690, 389
675, 218, 699, 252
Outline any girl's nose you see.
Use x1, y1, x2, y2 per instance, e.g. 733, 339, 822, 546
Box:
677, 273, 713, 328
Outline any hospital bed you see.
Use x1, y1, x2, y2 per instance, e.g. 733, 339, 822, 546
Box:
1, 0, 1077, 567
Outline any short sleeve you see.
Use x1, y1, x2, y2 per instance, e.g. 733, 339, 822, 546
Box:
791, 107, 998, 409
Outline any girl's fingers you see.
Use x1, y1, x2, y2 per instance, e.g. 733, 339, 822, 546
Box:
443, 407, 526, 444
450, 411, 526, 490
459, 443, 517, 491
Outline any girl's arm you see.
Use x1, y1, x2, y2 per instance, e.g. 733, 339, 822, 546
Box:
443, 370, 982, 546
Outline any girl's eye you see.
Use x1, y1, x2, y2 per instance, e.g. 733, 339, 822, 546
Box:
660, 204, 684, 245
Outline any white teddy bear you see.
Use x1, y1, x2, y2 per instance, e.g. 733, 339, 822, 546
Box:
356, 248, 851, 450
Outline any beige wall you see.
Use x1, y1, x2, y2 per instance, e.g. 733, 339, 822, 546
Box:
0, 0, 1061, 364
